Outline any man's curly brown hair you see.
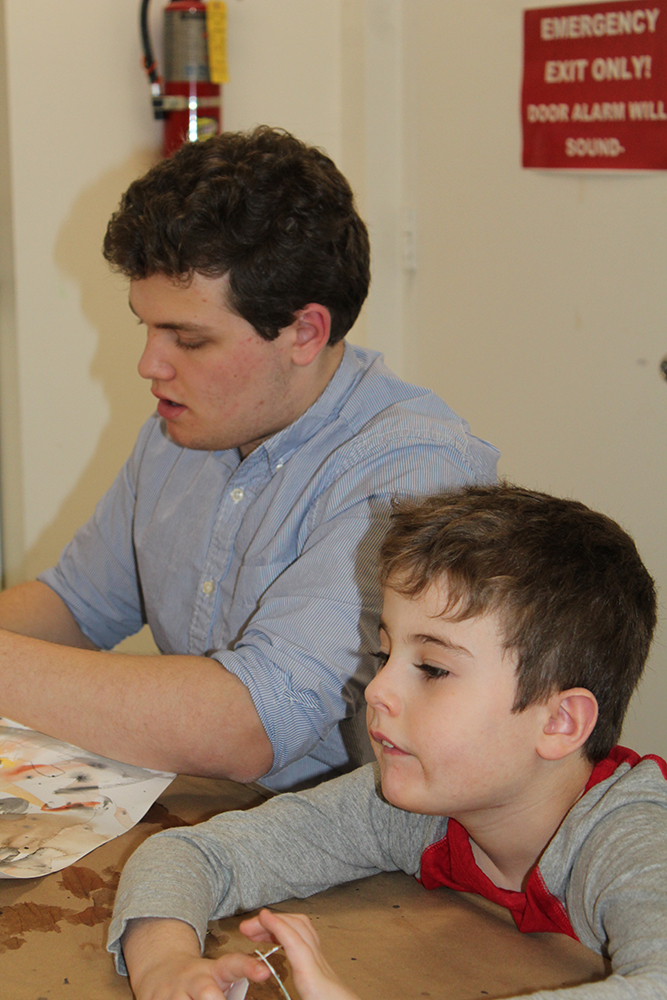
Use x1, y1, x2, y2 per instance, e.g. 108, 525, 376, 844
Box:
103, 127, 370, 344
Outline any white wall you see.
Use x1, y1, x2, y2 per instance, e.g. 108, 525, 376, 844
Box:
402, 0, 667, 754
0, 0, 163, 583
0, 0, 358, 587
1, 0, 665, 753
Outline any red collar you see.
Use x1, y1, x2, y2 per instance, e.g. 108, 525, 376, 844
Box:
418, 746, 666, 939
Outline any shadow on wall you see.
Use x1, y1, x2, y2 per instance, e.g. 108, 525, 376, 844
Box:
18, 150, 160, 593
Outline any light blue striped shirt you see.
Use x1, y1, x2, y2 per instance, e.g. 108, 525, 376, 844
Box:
40, 344, 499, 790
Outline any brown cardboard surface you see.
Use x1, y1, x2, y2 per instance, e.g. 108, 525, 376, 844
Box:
0, 775, 608, 1000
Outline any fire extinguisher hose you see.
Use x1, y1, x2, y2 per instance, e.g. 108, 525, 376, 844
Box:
140, 0, 166, 119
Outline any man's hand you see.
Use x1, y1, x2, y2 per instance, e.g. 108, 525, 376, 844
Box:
239, 909, 362, 1000
122, 917, 271, 1000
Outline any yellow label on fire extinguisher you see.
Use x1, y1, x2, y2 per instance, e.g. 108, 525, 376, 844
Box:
206, 1, 229, 84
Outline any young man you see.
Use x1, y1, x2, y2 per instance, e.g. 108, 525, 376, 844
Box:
0, 128, 498, 789
107, 483, 665, 1000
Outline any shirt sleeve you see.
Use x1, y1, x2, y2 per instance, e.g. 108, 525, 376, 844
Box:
106, 764, 441, 974
213, 427, 495, 780
37, 418, 159, 649
516, 801, 667, 1000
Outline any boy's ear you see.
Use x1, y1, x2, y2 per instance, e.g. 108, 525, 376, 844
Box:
536, 688, 598, 761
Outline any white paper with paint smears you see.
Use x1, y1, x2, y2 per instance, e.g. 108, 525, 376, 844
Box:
0, 718, 175, 878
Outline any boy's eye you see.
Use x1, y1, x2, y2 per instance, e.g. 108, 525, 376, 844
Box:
418, 663, 449, 680
372, 650, 389, 668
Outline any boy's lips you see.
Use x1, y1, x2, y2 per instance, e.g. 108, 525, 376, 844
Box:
369, 729, 409, 756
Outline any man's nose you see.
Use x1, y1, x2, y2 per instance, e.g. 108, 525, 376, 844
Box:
138, 333, 177, 381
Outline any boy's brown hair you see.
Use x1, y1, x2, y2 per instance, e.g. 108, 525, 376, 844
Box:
380, 483, 657, 762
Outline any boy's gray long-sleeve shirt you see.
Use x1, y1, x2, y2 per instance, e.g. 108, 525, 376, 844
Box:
108, 757, 667, 999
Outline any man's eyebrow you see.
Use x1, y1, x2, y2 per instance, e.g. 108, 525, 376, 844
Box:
153, 321, 210, 333
127, 302, 210, 334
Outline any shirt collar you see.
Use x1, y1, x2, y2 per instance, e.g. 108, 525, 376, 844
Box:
249, 342, 368, 473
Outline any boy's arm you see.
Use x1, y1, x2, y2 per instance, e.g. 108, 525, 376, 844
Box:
561, 800, 667, 1000
109, 770, 667, 999
520, 797, 667, 1000
229, 795, 666, 1000
121, 910, 359, 1000
108, 764, 440, 974
121, 916, 273, 1000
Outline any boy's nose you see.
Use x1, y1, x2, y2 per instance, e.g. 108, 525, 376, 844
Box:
138, 334, 177, 381
365, 664, 401, 716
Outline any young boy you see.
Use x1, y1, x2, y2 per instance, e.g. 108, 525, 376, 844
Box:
107, 484, 666, 1000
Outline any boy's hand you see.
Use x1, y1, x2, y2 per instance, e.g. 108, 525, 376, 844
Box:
122, 917, 271, 1000
239, 909, 361, 1000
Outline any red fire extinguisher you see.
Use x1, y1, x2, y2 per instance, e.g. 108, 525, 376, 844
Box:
140, 0, 224, 157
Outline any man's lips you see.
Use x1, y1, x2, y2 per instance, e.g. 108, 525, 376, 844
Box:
153, 392, 187, 420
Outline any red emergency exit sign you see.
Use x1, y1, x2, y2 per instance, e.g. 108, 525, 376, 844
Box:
522, 2, 667, 168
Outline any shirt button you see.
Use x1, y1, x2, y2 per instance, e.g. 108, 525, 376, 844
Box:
275, 461, 284, 470
202, 580, 214, 595
230, 487, 245, 503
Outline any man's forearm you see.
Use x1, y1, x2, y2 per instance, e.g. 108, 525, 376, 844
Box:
0, 628, 273, 781
0, 580, 98, 646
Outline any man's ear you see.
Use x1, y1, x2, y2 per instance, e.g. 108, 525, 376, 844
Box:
286, 304, 332, 366
536, 688, 598, 761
